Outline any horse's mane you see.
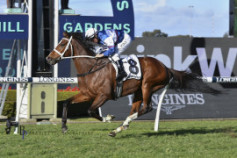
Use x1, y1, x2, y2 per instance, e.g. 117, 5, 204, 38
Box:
67, 32, 95, 56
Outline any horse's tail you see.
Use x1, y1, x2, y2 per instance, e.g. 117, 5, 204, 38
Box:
168, 69, 221, 95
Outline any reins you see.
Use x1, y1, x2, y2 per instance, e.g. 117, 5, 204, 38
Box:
54, 36, 110, 77
77, 59, 111, 77
54, 36, 97, 59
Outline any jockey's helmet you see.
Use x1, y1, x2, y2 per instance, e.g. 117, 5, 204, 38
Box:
85, 28, 98, 39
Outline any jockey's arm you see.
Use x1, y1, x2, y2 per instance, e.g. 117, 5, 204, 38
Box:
94, 45, 108, 54
101, 36, 116, 57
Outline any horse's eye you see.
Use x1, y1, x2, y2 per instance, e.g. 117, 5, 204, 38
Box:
60, 43, 66, 47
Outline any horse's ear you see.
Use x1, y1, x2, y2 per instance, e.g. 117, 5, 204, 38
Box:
63, 32, 69, 38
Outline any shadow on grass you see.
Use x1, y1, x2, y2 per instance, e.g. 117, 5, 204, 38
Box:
142, 127, 237, 137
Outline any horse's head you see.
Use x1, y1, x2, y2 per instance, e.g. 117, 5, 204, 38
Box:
46, 32, 73, 65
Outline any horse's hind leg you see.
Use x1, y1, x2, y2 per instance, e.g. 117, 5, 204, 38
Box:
137, 84, 158, 116
137, 84, 167, 117
109, 85, 165, 137
129, 89, 143, 115
109, 90, 143, 137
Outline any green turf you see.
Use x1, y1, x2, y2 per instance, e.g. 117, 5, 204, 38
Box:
1, 120, 237, 158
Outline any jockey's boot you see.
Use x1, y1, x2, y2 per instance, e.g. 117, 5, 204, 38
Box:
116, 60, 127, 81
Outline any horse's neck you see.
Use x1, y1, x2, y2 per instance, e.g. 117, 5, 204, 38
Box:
73, 43, 96, 74
73, 57, 95, 73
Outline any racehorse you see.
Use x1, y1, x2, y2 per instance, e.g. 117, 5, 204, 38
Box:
46, 32, 220, 137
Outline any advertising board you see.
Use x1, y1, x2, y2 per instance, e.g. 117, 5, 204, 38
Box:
0, 14, 28, 40
0, 14, 28, 78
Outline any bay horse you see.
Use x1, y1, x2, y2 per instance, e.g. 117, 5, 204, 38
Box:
46, 32, 220, 137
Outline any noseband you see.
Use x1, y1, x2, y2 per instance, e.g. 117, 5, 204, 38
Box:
53, 36, 96, 59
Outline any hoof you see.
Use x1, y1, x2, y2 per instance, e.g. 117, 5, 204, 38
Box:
123, 125, 129, 130
108, 114, 115, 120
108, 131, 116, 137
62, 127, 68, 134
5, 128, 11, 134
103, 114, 116, 123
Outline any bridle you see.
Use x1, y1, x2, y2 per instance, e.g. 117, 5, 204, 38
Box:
53, 35, 111, 77
53, 36, 96, 59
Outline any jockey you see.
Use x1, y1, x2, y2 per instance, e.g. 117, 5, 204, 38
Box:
85, 28, 132, 81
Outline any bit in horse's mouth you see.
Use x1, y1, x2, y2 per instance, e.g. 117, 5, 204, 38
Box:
46, 56, 60, 65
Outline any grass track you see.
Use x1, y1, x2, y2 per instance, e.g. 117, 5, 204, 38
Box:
1, 120, 237, 158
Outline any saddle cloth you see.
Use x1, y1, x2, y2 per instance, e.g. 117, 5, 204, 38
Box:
110, 54, 142, 81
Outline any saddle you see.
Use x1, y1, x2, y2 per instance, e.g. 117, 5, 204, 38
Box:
109, 54, 142, 99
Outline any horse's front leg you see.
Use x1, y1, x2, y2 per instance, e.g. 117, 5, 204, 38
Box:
62, 93, 91, 134
62, 100, 69, 134
88, 94, 108, 121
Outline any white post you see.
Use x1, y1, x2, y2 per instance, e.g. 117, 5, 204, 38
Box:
52, 0, 60, 119
154, 85, 169, 132
27, 0, 32, 78
14, 40, 21, 134
14, 0, 33, 134
54, 0, 59, 78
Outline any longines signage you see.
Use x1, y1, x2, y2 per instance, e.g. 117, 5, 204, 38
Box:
128, 93, 205, 115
